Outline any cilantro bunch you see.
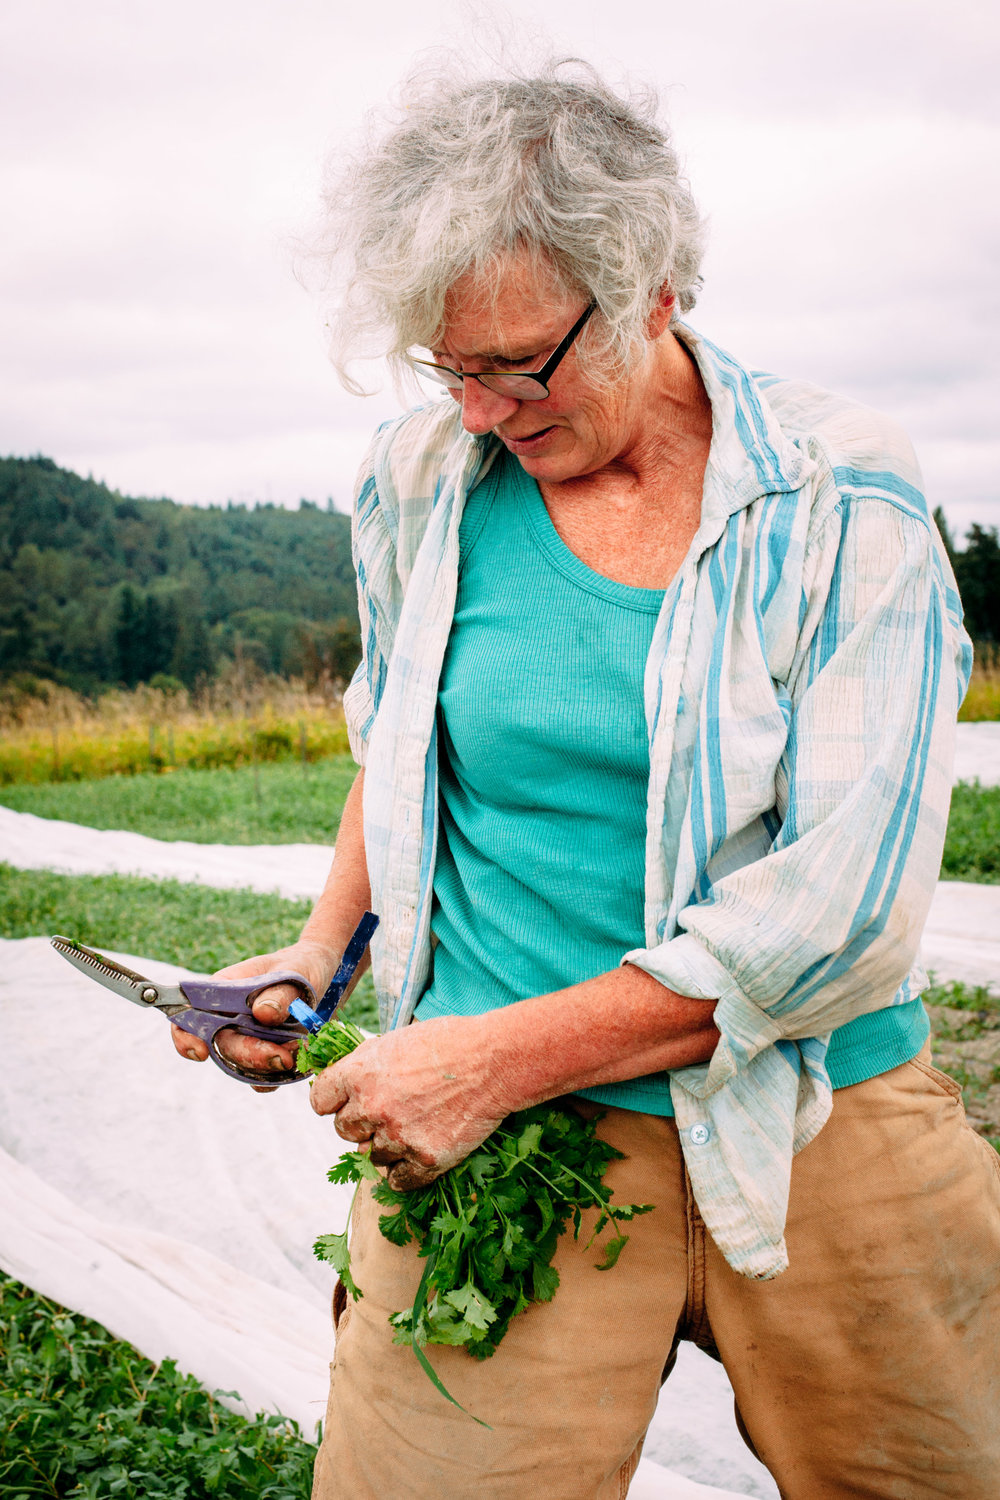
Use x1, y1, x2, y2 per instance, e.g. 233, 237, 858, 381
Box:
298, 1017, 652, 1418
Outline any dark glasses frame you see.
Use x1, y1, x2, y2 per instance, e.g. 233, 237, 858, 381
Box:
406, 302, 597, 401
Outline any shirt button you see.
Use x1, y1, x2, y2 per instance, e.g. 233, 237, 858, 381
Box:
689, 1123, 712, 1146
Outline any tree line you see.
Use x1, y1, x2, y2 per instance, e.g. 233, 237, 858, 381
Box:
0, 456, 362, 692
1, 457, 997, 697
934, 509, 1000, 645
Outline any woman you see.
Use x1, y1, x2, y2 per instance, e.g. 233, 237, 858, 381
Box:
173, 63, 999, 1500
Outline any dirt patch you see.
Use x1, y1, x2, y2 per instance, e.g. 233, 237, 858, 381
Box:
927, 1000, 1000, 1143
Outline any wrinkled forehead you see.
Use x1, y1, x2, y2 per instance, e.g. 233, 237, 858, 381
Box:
437, 247, 580, 355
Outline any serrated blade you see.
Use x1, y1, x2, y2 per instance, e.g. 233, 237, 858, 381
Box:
51, 935, 155, 1007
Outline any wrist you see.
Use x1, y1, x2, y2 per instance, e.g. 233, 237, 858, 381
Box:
464, 1006, 563, 1118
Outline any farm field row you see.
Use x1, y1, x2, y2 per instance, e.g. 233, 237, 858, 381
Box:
3, 742, 997, 1500
1, 865, 996, 1138
0, 758, 358, 846
2, 760, 998, 883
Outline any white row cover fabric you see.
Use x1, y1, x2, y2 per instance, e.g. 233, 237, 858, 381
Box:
0, 810, 334, 899
2, 810, 997, 990
953, 720, 1000, 788
921, 882, 1000, 991
0, 936, 776, 1499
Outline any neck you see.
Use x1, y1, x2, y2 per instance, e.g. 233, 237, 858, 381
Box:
552, 328, 712, 510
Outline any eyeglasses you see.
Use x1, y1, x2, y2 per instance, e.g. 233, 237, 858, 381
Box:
406, 302, 596, 401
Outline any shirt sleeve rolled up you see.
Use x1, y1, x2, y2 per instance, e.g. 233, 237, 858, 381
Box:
623, 494, 972, 1277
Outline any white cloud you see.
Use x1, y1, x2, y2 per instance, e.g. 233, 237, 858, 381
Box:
1, 0, 996, 532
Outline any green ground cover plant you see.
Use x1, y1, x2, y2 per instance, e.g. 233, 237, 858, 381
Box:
0, 864, 378, 1030
0, 758, 358, 845
939, 782, 1000, 883
0, 1277, 317, 1498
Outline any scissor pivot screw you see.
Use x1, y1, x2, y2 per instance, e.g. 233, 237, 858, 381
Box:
140, 986, 159, 1003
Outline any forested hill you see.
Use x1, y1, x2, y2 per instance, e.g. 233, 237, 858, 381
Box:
0, 456, 361, 692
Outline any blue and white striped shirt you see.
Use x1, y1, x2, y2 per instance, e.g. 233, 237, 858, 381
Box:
344, 323, 971, 1280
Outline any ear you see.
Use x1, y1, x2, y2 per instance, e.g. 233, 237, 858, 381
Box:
646, 285, 676, 340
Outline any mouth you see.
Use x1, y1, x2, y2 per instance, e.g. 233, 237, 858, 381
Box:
499, 425, 558, 453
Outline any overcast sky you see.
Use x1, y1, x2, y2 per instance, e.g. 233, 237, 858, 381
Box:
2, 0, 997, 538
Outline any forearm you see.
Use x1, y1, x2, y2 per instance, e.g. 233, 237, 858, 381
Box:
475, 964, 719, 1115
298, 767, 374, 993
311, 962, 719, 1190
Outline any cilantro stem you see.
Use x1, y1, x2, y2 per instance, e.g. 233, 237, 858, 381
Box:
492, 1139, 608, 1212
408, 1253, 491, 1430
343, 1178, 361, 1242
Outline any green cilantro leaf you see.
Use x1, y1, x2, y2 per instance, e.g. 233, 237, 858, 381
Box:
312, 1232, 362, 1301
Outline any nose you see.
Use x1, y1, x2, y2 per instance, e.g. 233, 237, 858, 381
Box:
458, 378, 521, 435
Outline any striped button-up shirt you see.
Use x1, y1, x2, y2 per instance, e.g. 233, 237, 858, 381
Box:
343, 323, 971, 1281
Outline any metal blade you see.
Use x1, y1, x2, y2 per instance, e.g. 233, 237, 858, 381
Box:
50, 935, 170, 1010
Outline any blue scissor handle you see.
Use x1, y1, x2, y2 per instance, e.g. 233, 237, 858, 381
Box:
288, 911, 379, 1034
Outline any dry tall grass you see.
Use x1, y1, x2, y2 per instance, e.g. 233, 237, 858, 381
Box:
962, 651, 1000, 722
0, 669, 350, 785
1, 647, 996, 785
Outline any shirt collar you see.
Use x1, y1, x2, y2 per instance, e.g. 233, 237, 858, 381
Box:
673, 322, 812, 522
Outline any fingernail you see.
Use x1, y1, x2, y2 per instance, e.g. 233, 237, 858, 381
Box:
259, 1002, 280, 1021
269, 1054, 288, 1072
186, 1048, 200, 1061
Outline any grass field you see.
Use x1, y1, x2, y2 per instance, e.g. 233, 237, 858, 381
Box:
961, 658, 1000, 721
940, 781, 1000, 883
0, 759, 358, 845
1, 657, 996, 792
0, 678, 351, 786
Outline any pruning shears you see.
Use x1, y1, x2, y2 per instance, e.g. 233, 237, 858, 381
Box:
50, 912, 379, 1086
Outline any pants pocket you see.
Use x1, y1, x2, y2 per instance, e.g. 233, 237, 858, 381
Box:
906, 1055, 964, 1100
332, 1277, 351, 1331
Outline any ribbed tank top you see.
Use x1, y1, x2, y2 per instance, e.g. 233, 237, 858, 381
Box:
415, 451, 928, 1113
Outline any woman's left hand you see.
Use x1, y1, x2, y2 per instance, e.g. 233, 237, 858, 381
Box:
308, 1014, 509, 1191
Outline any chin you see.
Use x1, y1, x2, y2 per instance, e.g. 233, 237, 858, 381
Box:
512, 448, 583, 482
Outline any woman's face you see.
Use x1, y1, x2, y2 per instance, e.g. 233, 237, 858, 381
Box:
433, 255, 663, 484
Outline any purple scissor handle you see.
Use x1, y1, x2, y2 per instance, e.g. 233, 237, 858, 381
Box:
169, 970, 321, 1085
51, 912, 379, 1087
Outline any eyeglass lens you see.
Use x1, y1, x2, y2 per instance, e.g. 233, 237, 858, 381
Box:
417, 364, 549, 400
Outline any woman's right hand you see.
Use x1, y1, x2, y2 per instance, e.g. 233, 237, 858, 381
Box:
169, 937, 341, 1084
172, 766, 373, 1092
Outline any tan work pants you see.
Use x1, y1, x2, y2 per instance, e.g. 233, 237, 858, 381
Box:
313, 1048, 1000, 1499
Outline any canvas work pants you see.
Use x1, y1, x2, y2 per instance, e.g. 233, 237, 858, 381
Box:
311, 1045, 1000, 1499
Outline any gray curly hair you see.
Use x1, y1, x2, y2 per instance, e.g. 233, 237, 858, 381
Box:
312, 58, 706, 394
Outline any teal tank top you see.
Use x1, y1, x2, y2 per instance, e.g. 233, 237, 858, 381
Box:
416, 451, 928, 1113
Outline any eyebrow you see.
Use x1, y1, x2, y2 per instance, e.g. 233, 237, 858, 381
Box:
431, 342, 546, 367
